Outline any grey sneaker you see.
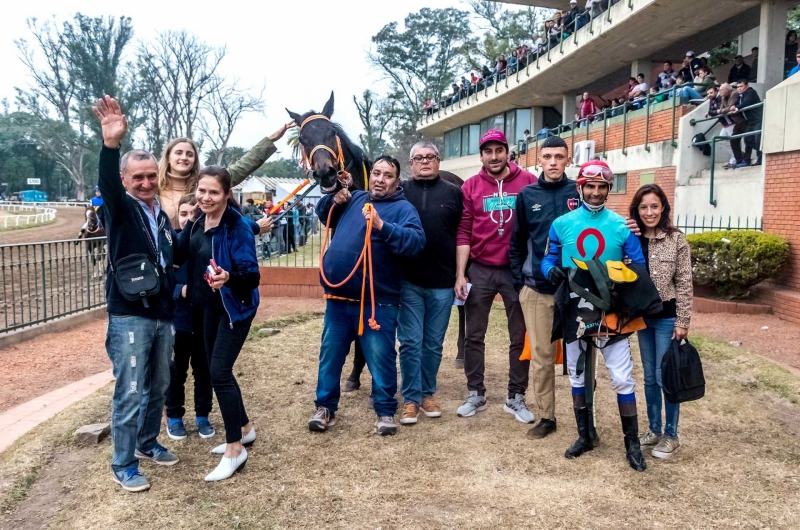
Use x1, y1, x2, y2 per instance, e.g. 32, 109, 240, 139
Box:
457, 391, 487, 417
375, 415, 398, 436
652, 436, 680, 459
135, 444, 179, 466
112, 467, 150, 493
503, 393, 535, 423
308, 407, 337, 432
640, 429, 662, 447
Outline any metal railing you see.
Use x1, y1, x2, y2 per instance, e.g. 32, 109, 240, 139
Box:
674, 215, 762, 234
0, 238, 108, 334
0, 200, 88, 208
258, 214, 322, 268
423, 2, 625, 123
690, 101, 764, 207
0, 204, 57, 229
521, 84, 701, 169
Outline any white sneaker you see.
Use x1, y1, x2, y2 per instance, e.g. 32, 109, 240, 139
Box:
651, 436, 680, 459
204, 447, 248, 482
210, 427, 255, 454
503, 393, 535, 423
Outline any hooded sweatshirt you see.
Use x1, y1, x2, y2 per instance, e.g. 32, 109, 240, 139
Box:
316, 189, 425, 304
456, 162, 537, 267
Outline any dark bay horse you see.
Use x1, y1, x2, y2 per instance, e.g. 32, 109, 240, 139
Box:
286, 92, 372, 194
77, 206, 107, 272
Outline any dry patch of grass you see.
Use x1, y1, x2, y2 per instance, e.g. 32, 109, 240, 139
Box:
2, 305, 800, 529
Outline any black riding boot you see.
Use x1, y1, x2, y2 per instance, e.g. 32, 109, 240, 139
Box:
587, 404, 600, 447
564, 407, 594, 459
621, 414, 647, 472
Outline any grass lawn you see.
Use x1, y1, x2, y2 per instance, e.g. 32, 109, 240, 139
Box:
1, 305, 799, 529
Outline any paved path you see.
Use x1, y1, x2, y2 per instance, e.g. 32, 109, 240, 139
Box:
0, 370, 113, 454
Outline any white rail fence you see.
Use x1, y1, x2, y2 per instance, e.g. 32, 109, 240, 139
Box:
0, 203, 58, 229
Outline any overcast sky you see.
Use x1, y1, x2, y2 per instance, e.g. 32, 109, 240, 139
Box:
0, 0, 457, 159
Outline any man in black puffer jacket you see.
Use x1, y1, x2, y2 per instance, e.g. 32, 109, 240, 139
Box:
509, 136, 580, 441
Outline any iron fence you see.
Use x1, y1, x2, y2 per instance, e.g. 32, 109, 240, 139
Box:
0, 238, 108, 334
674, 215, 762, 234
258, 214, 322, 268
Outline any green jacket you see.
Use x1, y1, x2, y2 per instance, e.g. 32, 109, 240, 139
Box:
229, 136, 278, 187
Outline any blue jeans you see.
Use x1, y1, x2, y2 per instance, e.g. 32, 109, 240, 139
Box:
637, 317, 680, 438
669, 87, 702, 101
106, 315, 173, 472
397, 282, 453, 405
315, 300, 399, 417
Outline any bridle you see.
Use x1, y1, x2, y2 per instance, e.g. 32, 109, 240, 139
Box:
299, 114, 353, 192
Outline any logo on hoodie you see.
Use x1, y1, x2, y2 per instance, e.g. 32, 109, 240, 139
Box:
482, 194, 515, 226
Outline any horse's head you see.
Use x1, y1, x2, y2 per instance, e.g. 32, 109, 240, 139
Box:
85, 206, 99, 233
286, 92, 344, 192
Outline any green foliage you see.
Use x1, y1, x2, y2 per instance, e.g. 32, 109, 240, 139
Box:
789, 5, 800, 31
707, 40, 738, 68
467, 1, 552, 67
687, 230, 789, 299
353, 90, 395, 160
204, 146, 246, 167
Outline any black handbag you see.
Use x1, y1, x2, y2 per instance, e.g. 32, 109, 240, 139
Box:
110, 254, 161, 307
662, 338, 706, 404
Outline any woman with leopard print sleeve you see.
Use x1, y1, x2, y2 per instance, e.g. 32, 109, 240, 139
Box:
629, 184, 693, 461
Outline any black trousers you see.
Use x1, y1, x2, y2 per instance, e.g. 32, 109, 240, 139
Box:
347, 340, 367, 381
456, 304, 466, 360
204, 307, 254, 443
730, 121, 746, 163
743, 122, 761, 162
165, 312, 213, 419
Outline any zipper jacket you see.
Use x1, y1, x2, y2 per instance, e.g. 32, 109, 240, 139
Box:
509, 174, 581, 294
98, 145, 182, 320
402, 176, 463, 289
183, 206, 261, 326
456, 162, 537, 267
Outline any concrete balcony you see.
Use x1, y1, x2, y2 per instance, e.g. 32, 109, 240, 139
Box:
418, 0, 764, 136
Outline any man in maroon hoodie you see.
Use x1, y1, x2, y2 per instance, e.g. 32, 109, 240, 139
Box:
455, 130, 538, 421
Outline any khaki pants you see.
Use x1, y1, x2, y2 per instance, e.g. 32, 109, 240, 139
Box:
519, 287, 556, 420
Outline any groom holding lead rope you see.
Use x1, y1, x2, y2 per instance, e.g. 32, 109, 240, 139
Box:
308, 155, 425, 437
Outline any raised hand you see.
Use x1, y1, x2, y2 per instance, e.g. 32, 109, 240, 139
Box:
268, 121, 297, 142
91, 95, 128, 149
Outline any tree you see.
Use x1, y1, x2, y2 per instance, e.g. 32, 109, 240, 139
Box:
15, 14, 135, 200
136, 30, 225, 147
369, 7, 475, 129
198, 80, 264, 165
789, 5, 800, 31
353, 90, 396, 160
204, 145, 246, 167
467, 2, 552, 67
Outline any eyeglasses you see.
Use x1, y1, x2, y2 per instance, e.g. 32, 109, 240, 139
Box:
411, 155, 439, 163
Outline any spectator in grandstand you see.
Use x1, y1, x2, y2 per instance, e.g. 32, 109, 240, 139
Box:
694, 67, 716, 97
786, 31, 798, 77
532, 33, 544, 53
727, 55, 751, 84
625, 77, 638, 100
424, 97, 434, 116
578, 92, 597, 124
565, 1, 584, 32
658, 61, 677, 90
461, 76, 471, 93
454, 130, 537, 423
481, 64, 495, 86
507, 53, 518, 75
450, 83, 460, 105
92, 95, 181, 493
790, 51, 800, 78
629, 184, 693, 460
586, 0, 603, 18
649, 86, 668, 104
678, 51, 702, 83
496, 55, 508, 78
670, 75, 703, 102
731, 79, 763, 167
629, 74, 649, 107
545, 20, 560, 48
471, 72, 481, 87
749, 47, 759, 82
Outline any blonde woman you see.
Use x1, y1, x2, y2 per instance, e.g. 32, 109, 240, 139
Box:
158, 123, 294, 227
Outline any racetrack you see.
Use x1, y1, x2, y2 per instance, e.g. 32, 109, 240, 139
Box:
0, 207, 85, 245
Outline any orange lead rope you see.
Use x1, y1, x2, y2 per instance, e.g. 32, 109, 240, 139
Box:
319, 202, 380, 335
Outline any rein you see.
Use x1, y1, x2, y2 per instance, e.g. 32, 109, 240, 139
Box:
319, 202, 380, 335
299, 114, 351, 183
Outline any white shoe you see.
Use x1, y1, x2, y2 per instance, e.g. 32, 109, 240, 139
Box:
210, 427, 255, 454
204, 447, 247, 482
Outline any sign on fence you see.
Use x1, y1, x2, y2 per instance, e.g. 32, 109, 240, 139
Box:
26, 178, 41, 185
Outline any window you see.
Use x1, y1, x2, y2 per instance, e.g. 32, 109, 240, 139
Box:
468, 124, 480, 155
461, 126, 470, 157
516, 109, 531, 145
444, 129, 462, 159
504, 111, 516, 146
611, 173, 627, 194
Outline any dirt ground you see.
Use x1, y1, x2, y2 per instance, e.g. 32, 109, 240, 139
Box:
0, 298, 326, 413
0, 208, 86, 246
1, 303, 799, 529
692, 313, 800, 373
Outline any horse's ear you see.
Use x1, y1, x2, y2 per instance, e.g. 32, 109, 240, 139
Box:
286, 108, 301, 124
322, 91, 334, 118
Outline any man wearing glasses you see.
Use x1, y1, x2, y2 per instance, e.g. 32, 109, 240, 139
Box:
396, 142, 464, 425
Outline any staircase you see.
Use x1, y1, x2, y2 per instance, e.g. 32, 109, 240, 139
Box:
675, 162, 764, 220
